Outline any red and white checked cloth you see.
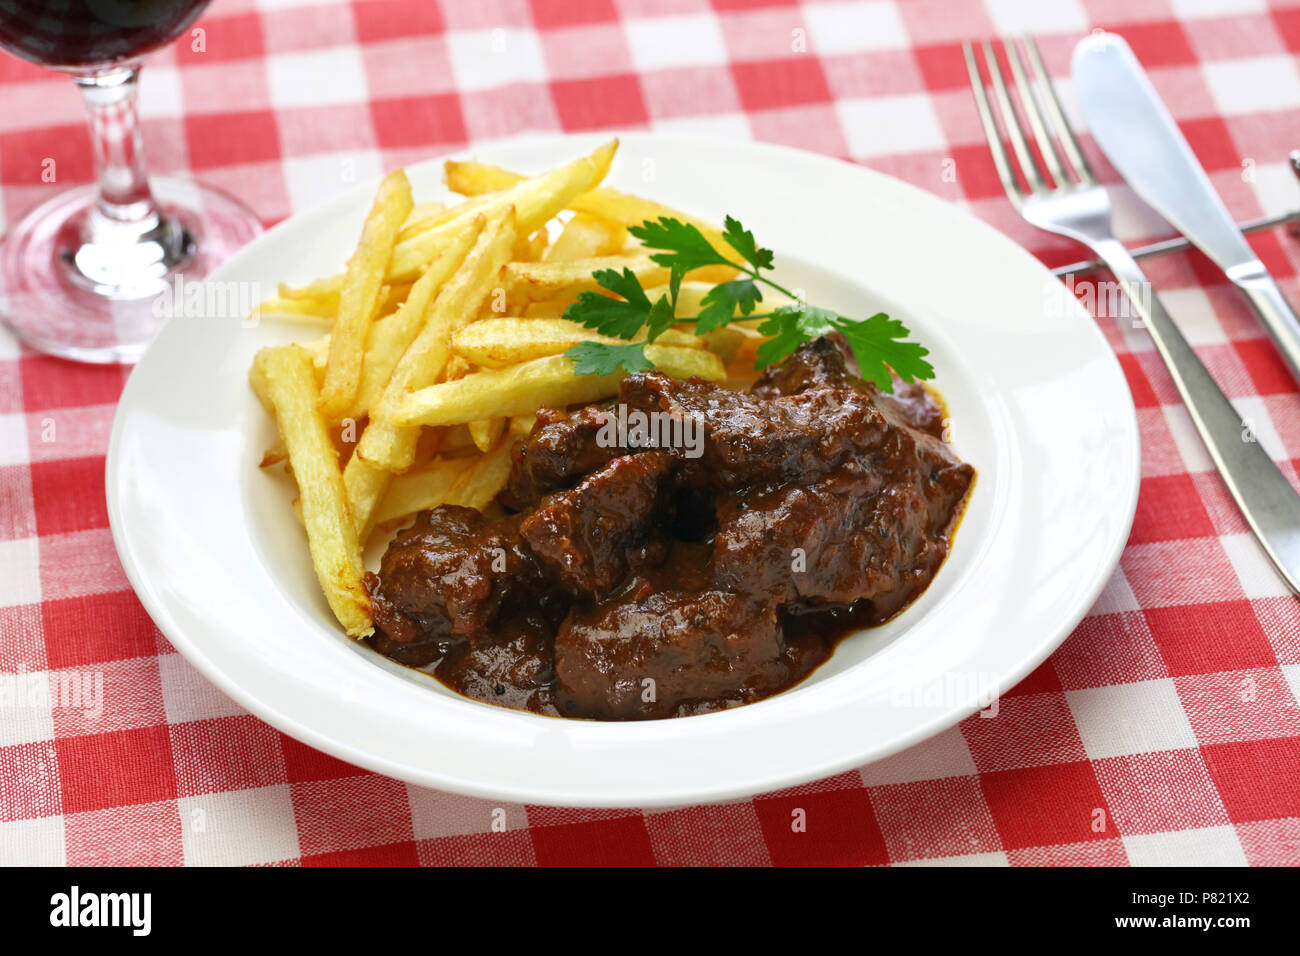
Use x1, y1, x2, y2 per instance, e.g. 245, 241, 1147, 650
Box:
2, 0, 1299, 867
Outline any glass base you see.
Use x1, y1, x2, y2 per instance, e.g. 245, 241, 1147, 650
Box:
0, 177, 263, 364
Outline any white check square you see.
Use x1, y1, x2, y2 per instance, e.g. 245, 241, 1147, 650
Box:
1067, 679, 1198, 759
805, 2, 908, 55
179, 786, 300, 866
446, 28, 547, 93
624, 15, 727, 72
268, 47, 369, 108
1123, 825, 1247, 866
837, 93, 945, 159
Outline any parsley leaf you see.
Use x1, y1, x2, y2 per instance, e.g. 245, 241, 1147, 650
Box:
628, 217, 730, 273
833, 312, 934, 390
721, 215, 774, 271
565, 341, 654, 376
755, 304, 838, 367
695, 278, 761, 334
562, 214, 935, 395
563, 267, 655, 340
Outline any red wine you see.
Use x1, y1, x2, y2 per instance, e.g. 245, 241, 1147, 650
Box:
0, 0, 211, 70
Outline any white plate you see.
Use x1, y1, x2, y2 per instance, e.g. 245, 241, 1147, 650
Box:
107, 133, 1139, 807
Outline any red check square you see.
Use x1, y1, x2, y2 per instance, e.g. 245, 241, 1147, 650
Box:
551, 73, 648, 130
352, 0, 444, 43
185, 111, 283, 170
1145, 599, 1276, 677
42, 591, 159, 670
753, 786, 889, 866
303, 841, 419, 866
28, 456, 108, 538
731, 57, 831, 111
981, 762, 1113, 850
530, 815, 656, 866
18, 357, 124, 412
279, 733, 367, 783
55, 726, 177, 815
1127, 474, 1216, 546
530, 0, 618, 28
1116, 353, 1161, 409
1202, 736, 1300, 822
0, 125, 94, 184
369, 94, 467, 150
176, 12, 264, 64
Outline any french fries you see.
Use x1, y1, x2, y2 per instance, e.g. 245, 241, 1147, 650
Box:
343, 216, 483, 421
545, 212, 627, 262
373, 456, 473, 526
451, 317, 700, 368
442, 436, 516, 510
319, 170, 413, 418
445, 156, 740, 266
251, 140, 778, 641
252, 345, 371, 635
389, 345, 726, 427
384, 140, 615, 282
357, 205, 517, 476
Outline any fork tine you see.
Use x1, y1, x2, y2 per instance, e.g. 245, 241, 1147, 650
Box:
1022, 33, 1096, 186
1005, 37, 1069, 187
962, 41, 1025, 207
981, 39, 1045, 194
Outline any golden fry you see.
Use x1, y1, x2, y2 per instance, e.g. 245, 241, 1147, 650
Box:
544, 212, 627, 262
251, 345, 371, 636
442, 436, 515, 511
344, 216, 483, 421
467, 417, 506, 452
319, 169, 414, 418
391, 345, 726, 427
386, 140, 616, 282
451, 317, 700, 369
373, 456, 475, 526
356, 205, 517, 474
445, 154, 739, 266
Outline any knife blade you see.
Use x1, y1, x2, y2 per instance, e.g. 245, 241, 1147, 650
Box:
1072, 32, 1300, 384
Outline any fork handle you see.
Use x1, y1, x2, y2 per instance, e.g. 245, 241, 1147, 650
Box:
1093, 237, 1300, 594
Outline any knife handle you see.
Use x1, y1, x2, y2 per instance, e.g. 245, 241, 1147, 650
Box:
1092, 237, 1300, 594
1229, 262, 1300, 384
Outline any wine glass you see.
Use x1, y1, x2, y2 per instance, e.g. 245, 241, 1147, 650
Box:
0, 0, 263, 363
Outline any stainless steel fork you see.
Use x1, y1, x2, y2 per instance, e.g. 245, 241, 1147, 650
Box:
964, 35, 1300, 595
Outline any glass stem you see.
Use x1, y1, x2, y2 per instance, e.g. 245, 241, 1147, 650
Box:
74, 65, 159, 230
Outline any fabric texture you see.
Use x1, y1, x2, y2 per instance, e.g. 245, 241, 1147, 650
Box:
1, 0, 1299, 866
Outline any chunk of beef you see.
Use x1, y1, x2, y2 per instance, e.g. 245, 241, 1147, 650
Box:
754, 336, 945, 437
751, 336, 852, 397
436, 625, 558, 714
622, 372, 891, 491
368, 506, 548, 648
500, 404, 631, 510
553, 590, 786, 719
520, 451, 675, 597
711, 415, 972, 617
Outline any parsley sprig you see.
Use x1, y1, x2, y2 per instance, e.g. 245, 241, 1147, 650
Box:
561, 215, 933, 393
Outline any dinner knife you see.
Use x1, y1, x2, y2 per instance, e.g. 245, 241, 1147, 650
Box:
1073, 32, 1300, 384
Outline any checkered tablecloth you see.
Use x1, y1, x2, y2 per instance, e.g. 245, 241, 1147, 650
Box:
2, 0, 1299, 867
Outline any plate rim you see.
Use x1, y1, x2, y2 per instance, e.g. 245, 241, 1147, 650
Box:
106, 130, 1140, 806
